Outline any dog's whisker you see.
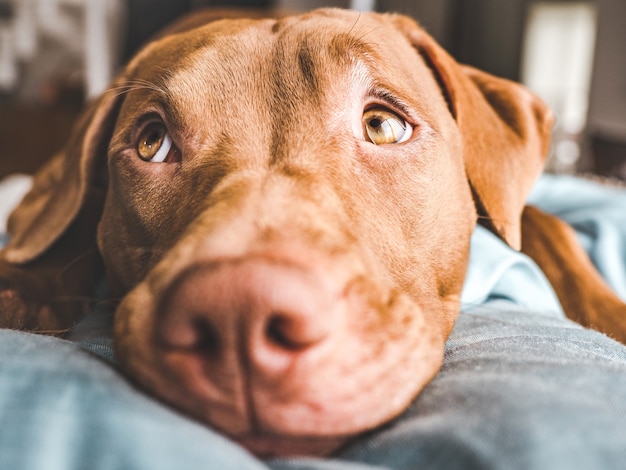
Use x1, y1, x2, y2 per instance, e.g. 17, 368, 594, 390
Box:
32, 327, 73, 336
152, 65, 174, 82
107, 79, 170, 100
130, 79, 168, 95
54, 248, 100, 284
109, 86, 150, 100
347, 11, 362, 36
355, 25, 381, 44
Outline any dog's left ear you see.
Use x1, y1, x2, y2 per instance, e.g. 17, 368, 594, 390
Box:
2, 89, 120, 265
388, 14, 553, 250
0, 87, 124, 330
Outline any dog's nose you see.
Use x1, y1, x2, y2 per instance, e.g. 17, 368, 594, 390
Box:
156, 258, 343, 378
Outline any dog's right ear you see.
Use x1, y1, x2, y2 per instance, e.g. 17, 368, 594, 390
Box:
2, 87, 123, 265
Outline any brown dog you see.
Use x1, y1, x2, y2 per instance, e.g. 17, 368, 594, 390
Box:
1, 8, 625, 457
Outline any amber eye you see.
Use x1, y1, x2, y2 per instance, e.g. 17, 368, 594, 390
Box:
363, 108, 412, 145
137, 122, 176, 163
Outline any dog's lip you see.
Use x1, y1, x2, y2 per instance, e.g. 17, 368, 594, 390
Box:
233, 432, 350, 458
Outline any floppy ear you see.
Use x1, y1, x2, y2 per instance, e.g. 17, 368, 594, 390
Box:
3, 89, 121, 264
388, 14, 553, 250
0, 87, 123, 331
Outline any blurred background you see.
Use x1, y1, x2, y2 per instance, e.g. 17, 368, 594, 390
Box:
0, 0, 624, 181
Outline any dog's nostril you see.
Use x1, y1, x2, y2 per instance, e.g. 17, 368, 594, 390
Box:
265, 313, 322, 351
191, 317, 221, 355
266, 314, 300, 350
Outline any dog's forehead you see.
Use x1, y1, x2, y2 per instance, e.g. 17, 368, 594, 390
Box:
158, 10, 411, 72
116, 10, 449, 151
175, 16, 410, 88
126, 11, 428, 104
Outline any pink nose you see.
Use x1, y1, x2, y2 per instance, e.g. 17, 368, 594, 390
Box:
156, 258, 343, 377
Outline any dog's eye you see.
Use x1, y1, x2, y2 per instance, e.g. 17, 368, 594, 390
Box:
137, 122, 178, 163
363, 109, 412, 145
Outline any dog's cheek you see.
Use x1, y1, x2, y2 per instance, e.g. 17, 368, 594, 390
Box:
351, 148, 472, 296
372, 150, 473, 333
97, 155, 192, 294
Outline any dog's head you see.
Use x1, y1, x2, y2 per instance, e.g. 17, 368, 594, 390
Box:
1, 9, 552, 456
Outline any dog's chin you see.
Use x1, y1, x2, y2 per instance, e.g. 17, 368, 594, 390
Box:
235, 434, 350, 458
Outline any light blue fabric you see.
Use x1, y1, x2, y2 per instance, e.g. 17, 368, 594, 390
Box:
0, 330, 267, 470
461, 226, 564, 317
528, 174, 626, 300
1, 174, 626, 469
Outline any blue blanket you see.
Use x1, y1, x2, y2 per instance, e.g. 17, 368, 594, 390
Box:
1, 174, 626, 469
